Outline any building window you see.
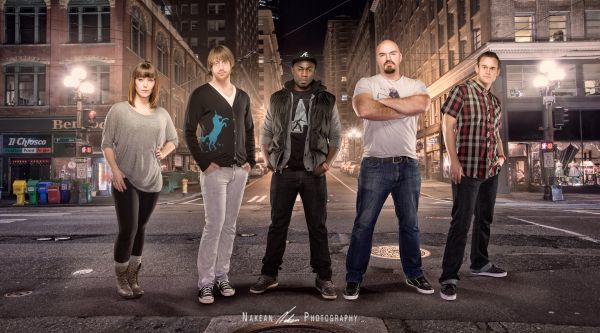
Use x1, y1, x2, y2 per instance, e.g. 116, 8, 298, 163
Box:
514, 15, 534, 42
258, 56, 264, 64
187, 65, 194, 92
156, 36, 168, 75
585, 11, 600, 39
67, 63, 110, 105
180, 4, 188, 15
174, 57, 183, 85
181, 21, 189, 32
506, 65, 539, 98
159, 88, 168, 108
341, 94, 349, 101
190, 3, 199, 15
472, 28, 481, 49
68, 1, 110, 43
208, 37, 225, 48
457, 0, 466, 27
438, 19, 445, 47
207, 20, 225, 32
448, 49, 456, 69
4, 1, 46, 44
549, 14, 567, 42
583, 64, 600, 96
470, 0, 480, 15
208, 3, 225, 15
191, 20, 199, 31
190, 37, 198, 47
459, 39, 467, 61
4, 64, 45, 106
447, 12, 455, 39
130, 7, 146, 58
341, 76, 347, 82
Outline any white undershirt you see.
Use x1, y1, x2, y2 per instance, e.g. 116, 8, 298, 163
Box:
210, 82, 236, 107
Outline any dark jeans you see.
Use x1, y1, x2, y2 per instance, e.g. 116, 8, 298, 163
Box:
112, 178, 160, 263
261, 169, 332, 280
439, 175, 499, 284
346, 157, 423, 283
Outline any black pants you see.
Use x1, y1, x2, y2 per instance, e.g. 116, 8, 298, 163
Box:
439, 175, 499, 284
112, 178, 160, 263
261, 169, 332, 280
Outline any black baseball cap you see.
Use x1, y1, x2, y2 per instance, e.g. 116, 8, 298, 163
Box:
291, 51, 317, 66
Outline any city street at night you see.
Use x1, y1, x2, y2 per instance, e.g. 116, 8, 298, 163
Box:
1, 170, 599, 332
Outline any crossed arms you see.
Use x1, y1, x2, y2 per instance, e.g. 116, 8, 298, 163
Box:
353, 93, 430, 121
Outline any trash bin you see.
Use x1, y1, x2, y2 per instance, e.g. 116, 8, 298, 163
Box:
80, 182, 92, 204
48, 184, 60, 204
12, 180, 26, 206
27, 180, 39, 205
37, 182, 51, 205
60, 181, 71, 204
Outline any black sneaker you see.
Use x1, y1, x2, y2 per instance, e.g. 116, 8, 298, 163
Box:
215, 280, 235, 297
198, 286, 214, 304
343, 282, 360, 300
315, 278, 337, 300
249, 275, 278, 294
440, 283, 457, 301
471, 264, 507, 278
406, 276, 434, 294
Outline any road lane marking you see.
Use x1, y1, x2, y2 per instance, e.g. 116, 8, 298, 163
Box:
0, 213, 70, 217
257, 195, 267, 202
508, 216, 599, 243
564, 210, 600, 216
328, 172, 357, 194
248, 195, 260, 203
0, 219, 27, 224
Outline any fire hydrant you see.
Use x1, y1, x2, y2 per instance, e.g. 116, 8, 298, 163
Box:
181, 178, 189, 195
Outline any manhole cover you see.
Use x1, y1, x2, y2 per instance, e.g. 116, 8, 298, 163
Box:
72, 269, 94, 276
371, 245, 431, 259
4, 290, 33, 298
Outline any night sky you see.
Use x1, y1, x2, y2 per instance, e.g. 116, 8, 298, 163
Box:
274, 0, 367, 81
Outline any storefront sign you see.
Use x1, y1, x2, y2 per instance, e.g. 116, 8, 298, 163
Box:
543, 152, 554, 168
0, 117, 105, 133
3, 135, 52, 154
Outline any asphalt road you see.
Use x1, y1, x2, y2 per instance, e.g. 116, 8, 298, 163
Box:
1, 168, 599, 332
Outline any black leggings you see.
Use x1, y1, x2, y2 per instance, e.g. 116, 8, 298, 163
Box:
112, 178, 160, 263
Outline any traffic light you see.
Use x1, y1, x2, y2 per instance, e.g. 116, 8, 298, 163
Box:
553, 106, 568, 127
82, 109, 97, 128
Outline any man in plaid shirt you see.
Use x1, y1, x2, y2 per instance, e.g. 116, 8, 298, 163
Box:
439, 51, 507, 301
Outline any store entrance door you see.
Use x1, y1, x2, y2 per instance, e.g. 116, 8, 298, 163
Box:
509, 157, 528, 192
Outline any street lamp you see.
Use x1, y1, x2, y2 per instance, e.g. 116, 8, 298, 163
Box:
347, 128, 362, 161
63, 67, 94, 156
533, 60, 565, 200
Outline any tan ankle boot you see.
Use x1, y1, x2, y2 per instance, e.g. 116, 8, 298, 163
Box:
127, 262, 144, 297
115, 265, 134, 299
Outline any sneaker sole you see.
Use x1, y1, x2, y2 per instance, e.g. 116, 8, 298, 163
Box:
249, 282, 279, 294
471, 272, 507, 278
219, 290, 235, 297
342, 293, 359, 301
406, 281, 435, 295
198, 297, 214, 304
440, 292, 456, 301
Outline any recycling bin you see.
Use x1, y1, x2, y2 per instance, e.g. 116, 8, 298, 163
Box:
47, 185, 60, 204
26, 180, 39, 205
60, 181, 71, 204
12, 180, 27, 206
37, 182, 51, 205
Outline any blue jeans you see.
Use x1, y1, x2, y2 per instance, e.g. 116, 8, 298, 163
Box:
346, 157, 424, 283
439, 175, 498, 285
261, 169, 332, 280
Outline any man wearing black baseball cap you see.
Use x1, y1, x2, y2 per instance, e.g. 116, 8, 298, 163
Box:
250, 50, 341, 300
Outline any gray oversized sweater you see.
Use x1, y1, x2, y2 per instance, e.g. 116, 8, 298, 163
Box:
101, 101, 178, 192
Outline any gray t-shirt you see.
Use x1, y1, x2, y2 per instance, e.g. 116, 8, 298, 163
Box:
101, 101, 178, 192
353, 74, 428, 159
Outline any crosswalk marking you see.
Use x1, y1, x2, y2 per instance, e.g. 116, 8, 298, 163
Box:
248, 196, 260, 203
0, 213, 70, 217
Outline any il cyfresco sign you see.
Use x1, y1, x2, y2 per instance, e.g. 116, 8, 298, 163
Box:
3, 135, 52, 154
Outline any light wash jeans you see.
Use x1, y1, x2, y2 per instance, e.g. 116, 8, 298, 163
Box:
197, 166, 248, 288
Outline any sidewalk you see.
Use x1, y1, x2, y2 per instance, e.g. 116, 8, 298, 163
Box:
421, 179, 600, 205
0, 184, 202, 208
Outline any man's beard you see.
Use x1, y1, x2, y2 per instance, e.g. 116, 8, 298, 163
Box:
384, 66, 396, 74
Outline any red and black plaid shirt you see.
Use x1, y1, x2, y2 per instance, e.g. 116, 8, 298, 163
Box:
441, 79, 502, 179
